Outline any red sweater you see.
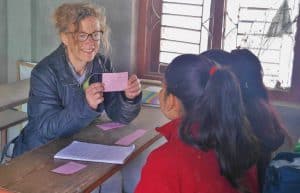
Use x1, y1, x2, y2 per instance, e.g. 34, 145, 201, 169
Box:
135, 119, 259, 193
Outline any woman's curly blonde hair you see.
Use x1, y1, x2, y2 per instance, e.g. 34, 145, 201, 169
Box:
53, 2, 111, 56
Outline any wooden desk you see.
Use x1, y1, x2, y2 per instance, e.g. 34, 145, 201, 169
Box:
0, 79, 30, 112
0, 106, 168, 193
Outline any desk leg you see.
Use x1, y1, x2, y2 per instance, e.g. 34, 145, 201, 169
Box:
1, 129, 7, 150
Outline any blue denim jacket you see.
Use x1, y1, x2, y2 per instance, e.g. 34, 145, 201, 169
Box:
13, 44, 141, 157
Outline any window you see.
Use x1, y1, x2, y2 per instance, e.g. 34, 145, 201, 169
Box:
137, 0, 216, 79
159, 0, 211, 71
137, 0, 300, 102
223, 0, 298, 90
223, 0, 300, 101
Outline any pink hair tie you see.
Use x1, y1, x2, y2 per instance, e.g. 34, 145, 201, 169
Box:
209, 66, 218, 76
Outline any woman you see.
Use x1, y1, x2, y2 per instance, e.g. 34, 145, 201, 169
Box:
201, 49, 289, 191
13, 2, 142, 157
135, 54, 259, 193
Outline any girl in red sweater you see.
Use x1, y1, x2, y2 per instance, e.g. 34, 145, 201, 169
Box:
135, 54, 260, 193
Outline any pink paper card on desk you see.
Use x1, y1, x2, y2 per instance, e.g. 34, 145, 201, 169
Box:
51, 161, 86, 175
96, 122, 126, 131
103, 72, 128, 92
115, 129, 147, 146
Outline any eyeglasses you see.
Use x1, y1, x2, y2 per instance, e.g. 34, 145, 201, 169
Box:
67, 31, 103, 42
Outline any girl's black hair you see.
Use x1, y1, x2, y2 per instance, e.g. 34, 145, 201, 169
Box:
202, 48, 290, 190
230, 49, 290, 189
165, 54, 259, 193
201, 49, 232, 66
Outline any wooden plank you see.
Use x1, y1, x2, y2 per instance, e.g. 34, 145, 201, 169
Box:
239, 1, 286, 9
0, 130, 7, 151
0, 187, 14, 193
16, 61, 36, 81
0, 110, 27, 150
236, 36, 283, 51
0, 107, 168, 193
140, 79, 161, 86
272, 101, 300, 109
239, 8, 276, 22
0, 79, 30, 112
0, 110, 27, 131
162, 3, 203, 16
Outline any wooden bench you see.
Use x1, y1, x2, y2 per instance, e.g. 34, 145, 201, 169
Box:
16, 61, 36, 81
0, 61, 33, 160
141, 78, 161, 87
0, 109, 27, 150
0, 79, 30, 112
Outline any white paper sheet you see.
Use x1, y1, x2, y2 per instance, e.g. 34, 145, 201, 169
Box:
54, 141, 135, 164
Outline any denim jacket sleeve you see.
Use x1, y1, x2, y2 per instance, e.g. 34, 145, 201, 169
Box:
28, 66, 100, 141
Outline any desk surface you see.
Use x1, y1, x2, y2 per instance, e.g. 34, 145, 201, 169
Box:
0, 79, 30, 111
0, 106, 168, 193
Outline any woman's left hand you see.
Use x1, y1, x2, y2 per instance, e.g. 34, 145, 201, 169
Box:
125, 74, 141, 99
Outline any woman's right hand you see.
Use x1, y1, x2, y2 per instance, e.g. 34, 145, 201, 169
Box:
85, 82, 104, 110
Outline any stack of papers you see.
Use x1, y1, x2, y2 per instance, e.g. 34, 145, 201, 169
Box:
142, 86, 160, 107
54, 141, 135, 164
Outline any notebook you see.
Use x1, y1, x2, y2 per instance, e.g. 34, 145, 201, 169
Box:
54, 141, 135, 164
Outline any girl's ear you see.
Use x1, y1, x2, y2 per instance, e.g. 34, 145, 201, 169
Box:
60, 33, 68, 46
165, 93, 176, 111
165, 94, 183, 118
173, 95, 184, 117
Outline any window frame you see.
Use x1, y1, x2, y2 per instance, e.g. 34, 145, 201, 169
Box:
137, 0, 163, 80
136, 0, 300, 102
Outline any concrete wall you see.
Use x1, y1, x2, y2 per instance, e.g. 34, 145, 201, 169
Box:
0, 0, 138, 83
275, 103, 300, 146
7, 0, 32, 83
94, 0, 138, 72
0, 0, 7, 83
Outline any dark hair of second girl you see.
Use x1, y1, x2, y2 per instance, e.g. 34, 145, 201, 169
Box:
164, 54, 260, 193
201, 49, 292, 191
201, 49, 289, 148
230, 49, 292, 189
229, 49, 289, 146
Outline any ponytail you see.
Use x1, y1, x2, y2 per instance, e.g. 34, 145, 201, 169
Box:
180, 68, 259, 193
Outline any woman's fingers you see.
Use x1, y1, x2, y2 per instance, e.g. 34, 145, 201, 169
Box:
85, 83, 105, 109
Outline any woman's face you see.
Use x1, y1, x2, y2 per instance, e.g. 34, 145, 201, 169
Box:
62, 16, 101, 67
